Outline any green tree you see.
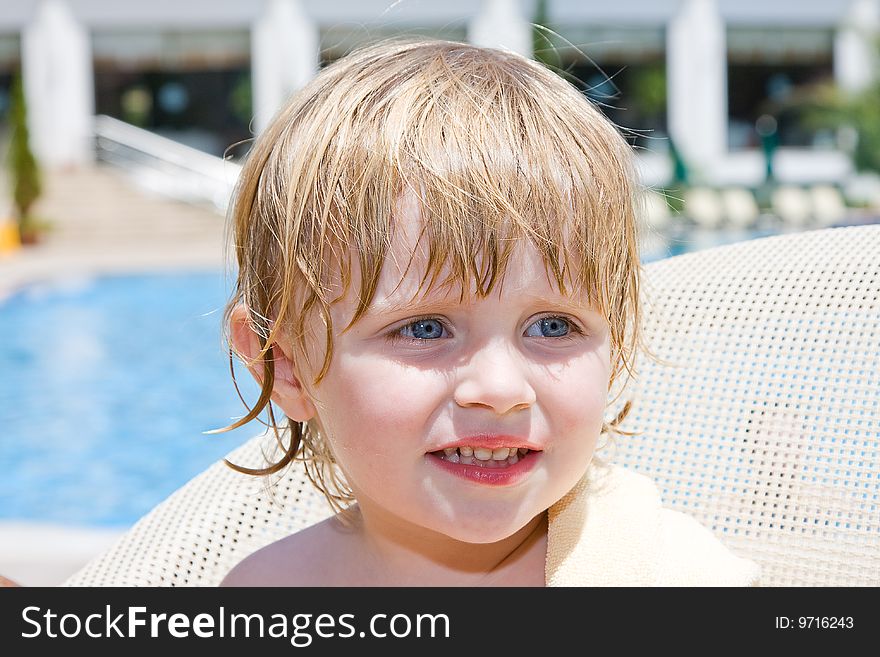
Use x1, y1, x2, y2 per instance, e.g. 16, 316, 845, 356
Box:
629, 65, 666, 119
781, 36, 880, 174
532, 0, 562, 70
7, 73, 42, 236
798, 80, 880, 174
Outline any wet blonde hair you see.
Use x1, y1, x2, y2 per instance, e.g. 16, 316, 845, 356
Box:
220, 38, 644, 513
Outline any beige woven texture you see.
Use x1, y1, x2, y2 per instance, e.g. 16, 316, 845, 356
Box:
64, 225, 880, 586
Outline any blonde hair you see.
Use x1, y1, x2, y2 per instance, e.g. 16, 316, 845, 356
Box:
220, 38, 645, 513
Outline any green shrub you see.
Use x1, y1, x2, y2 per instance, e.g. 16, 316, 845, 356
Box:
6, 73, 42, 233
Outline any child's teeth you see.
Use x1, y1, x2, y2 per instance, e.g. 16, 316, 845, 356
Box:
435, 446, 531, 466
491, 447, 510, 460
473, 447, 493, 461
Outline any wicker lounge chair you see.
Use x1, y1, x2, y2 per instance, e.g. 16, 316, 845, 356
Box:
64, 225, 880, 586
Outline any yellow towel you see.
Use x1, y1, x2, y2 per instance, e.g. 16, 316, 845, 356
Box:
546, 460, 761, 586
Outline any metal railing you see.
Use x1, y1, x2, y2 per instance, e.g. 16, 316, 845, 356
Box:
93, 114, 242, 213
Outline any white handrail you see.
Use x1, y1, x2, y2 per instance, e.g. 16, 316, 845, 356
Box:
93, 114, 243, 212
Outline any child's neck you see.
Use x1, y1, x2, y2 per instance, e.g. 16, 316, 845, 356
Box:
346, 505, 548, 587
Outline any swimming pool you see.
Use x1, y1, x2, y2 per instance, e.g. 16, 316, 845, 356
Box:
0, 271, 261, 527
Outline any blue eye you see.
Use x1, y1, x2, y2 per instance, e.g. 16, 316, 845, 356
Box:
398, 318, 447, 340
525, 316, 578, 338
388, 314, 582, 344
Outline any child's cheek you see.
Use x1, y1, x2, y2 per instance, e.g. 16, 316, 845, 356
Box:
321, 355, 431, 455
550, 356, 610, 442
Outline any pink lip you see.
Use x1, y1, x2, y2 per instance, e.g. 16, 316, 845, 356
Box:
427, 449, 539, 487
433, 434, 543, 452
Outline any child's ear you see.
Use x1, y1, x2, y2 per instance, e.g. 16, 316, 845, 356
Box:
228, 304, 317, 423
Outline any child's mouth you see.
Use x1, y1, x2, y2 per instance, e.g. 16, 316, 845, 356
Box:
429, 446, 533, 468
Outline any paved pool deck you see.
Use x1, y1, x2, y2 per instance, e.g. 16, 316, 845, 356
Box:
0, 523, 125, 586
0, 165, 228, 300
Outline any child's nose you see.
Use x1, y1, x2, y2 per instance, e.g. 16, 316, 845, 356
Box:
452, 339, 537, 415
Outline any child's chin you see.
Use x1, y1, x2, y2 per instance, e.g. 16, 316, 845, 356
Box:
435, 518, 530, 545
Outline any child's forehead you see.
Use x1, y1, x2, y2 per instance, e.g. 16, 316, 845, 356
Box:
386, 191, 560, 280
311, 187, 608, 339
331, 208, 595, 318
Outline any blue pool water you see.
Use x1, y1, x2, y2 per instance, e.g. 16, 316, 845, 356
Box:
0, 272, 262, 528
640, 224, 784, 263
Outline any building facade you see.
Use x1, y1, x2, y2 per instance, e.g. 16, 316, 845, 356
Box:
0, 0, 877, 186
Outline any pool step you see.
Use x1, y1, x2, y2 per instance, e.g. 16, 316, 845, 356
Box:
32, 164, 225, 246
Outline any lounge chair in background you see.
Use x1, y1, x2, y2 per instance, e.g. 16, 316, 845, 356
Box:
810, 185, 847, 227
720, 187, 760, 229
843, 173, 880, 211
771, 186, 812, 227
684, 187, 724, 229
640, 189, 673, 231
62, 225, 880, 587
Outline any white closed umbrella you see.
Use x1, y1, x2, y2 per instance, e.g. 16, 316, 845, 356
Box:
252, 0, 319, 134
667, 0, 726, 178
22, 0, 94, 167
468, 0, 532, 58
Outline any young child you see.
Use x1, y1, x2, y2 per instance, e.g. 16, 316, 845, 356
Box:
219, 38, 760, 586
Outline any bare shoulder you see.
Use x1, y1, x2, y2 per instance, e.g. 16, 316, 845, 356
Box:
220, 516, 355, 587
0, 574, 22, 587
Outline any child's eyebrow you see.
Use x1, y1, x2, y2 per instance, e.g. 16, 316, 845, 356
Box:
362, 297, 458, 317
364, 293, 600, 317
